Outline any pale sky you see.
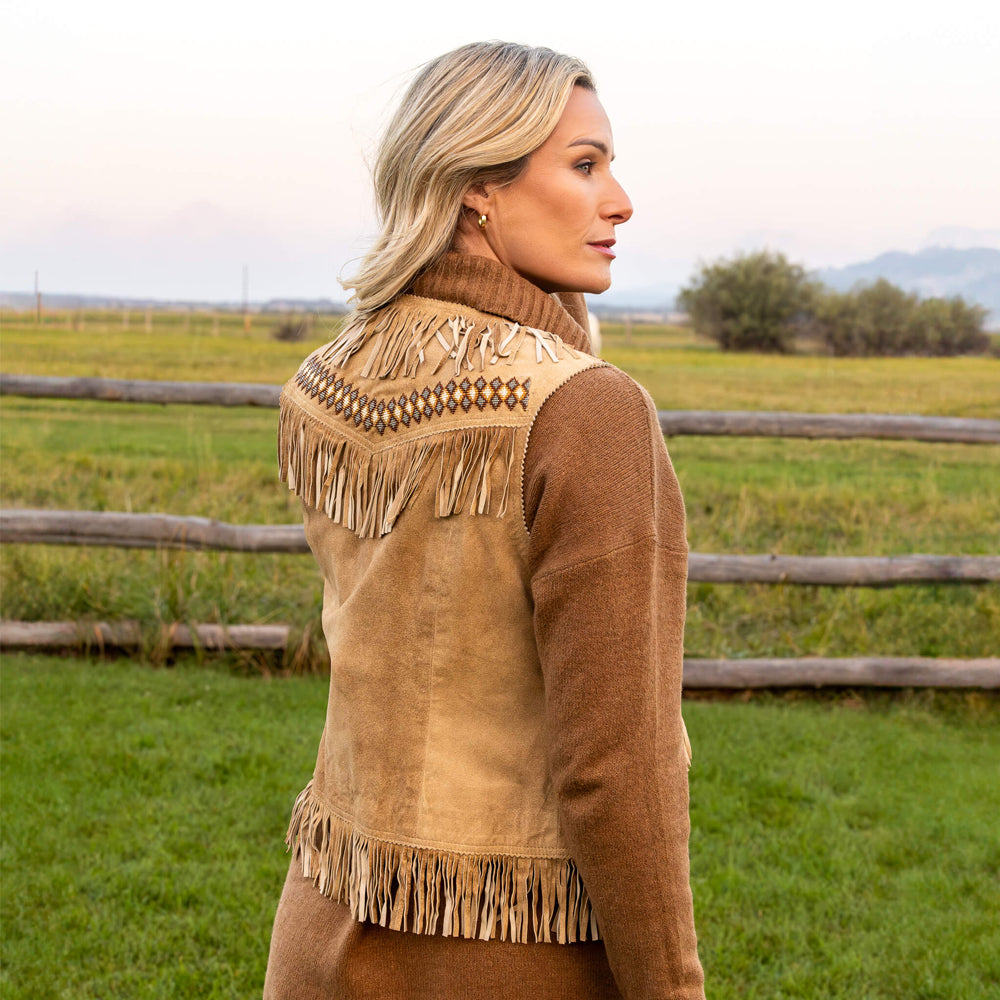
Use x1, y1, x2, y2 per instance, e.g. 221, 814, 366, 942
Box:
2, 0, 999, 301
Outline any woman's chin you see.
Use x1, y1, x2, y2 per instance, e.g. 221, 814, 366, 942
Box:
574, 270, 613, 295
579, 258, 614, 294
517, 261, 613, 296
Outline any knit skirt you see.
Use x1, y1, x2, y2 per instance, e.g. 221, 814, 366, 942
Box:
263, 856, 623, 1000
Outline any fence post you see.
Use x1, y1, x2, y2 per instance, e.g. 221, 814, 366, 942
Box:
242, 265, 250, 333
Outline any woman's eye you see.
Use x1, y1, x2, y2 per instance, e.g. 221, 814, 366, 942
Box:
576, 161, 595, 174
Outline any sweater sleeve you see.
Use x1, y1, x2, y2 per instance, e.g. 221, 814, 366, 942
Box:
523, 365, 705, 1000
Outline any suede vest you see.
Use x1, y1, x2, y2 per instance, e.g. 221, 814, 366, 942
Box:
278, 294, 608, 945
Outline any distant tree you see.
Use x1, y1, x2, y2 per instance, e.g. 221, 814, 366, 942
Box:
814, 280, 989, 356
677, 250, 818, 353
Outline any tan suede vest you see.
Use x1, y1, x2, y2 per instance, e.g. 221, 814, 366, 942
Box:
278, 294, 608, 944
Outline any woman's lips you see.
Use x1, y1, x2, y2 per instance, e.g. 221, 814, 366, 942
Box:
588, 241, 616, 259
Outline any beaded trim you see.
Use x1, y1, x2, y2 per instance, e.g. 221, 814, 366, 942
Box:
295, 355, 530, 436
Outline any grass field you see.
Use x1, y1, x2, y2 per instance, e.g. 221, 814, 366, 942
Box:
0, 309, 343, 384
2, 655, 997, 999
2, 314, 998, 998
4, 311, 1000, 416
1, 313, 997, 664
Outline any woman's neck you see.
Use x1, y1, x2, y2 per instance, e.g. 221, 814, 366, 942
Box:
410, 252, 591, 352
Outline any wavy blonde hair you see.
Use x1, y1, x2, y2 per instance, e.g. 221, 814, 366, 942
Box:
343, 42, 594, 316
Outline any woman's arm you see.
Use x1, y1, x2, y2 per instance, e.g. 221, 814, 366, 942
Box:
524, 366, 705, 1000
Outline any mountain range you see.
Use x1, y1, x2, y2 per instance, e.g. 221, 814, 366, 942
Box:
818, 247, 1000, 317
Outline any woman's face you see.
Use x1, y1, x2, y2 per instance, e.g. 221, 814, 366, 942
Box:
461, 86, 633, 294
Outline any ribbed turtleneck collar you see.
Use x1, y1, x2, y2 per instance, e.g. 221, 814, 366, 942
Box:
410, 253, 591, 353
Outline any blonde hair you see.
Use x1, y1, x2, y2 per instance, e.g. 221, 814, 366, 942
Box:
344, 42, 594, 315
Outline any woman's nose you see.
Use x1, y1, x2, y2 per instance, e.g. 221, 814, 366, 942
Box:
605, 177, 633, 225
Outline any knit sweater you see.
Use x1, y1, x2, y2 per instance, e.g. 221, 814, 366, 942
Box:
264, 253, 705, 999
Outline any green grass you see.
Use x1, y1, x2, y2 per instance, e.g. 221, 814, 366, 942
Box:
0, 310, 344, 384
2, 655, 998, 998
1, 315, 998, 664
599, 324, 1000, 418
3, 315, 998, 417
1, 654, 321, 999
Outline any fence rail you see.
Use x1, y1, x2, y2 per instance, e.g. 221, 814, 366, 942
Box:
3, 509, 999, 585
656, 410, 1000, 444
0, 620, 288, 651
2, 620, 997, 688
0, 373, 279, 408
3, 373, 999, 443
3, 373, 997, 686
0, 510, 308, 553
679, 656, 999, 689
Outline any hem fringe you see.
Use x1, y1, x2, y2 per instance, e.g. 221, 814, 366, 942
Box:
286, 783, 600, 944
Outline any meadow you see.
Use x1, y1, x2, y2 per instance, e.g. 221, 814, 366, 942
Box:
1, 310, 998, 998
1, 311, 998, 663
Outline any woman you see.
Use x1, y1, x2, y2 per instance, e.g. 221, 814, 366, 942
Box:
264, 42, 704, 1000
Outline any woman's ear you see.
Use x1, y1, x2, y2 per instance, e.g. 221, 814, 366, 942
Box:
453, 181, 497, 257
461, 182, 491, 218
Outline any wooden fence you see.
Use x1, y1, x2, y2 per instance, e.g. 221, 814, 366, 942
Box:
4, 374, 1000, 443
2, 373, 997, 687
1, 619, 995, 689
3, 510, 999, 586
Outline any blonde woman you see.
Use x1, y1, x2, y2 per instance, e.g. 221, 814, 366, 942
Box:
264, 41, 704, 1000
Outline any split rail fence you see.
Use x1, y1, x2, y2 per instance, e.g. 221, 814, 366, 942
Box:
2, 373, 999, 688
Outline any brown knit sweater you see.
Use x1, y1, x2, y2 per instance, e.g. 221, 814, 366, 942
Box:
264, 254, 705, 1000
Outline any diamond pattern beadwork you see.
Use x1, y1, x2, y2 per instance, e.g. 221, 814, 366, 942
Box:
294, 356, 531, 436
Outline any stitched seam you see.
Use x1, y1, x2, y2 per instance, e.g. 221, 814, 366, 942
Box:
415, 515, 454, 832
532, 535, 687, 586
518, 360, 611, 538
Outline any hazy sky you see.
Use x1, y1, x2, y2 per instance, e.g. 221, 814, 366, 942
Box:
2, 0, 999, 300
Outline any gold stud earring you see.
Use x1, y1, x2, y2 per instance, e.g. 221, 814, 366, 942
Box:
478, 214, 488, 230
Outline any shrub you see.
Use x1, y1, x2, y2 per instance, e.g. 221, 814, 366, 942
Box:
679, 250, 992, 357
815, 281, 989, 357
677, 250, 819, 353
913, 296, 990, 356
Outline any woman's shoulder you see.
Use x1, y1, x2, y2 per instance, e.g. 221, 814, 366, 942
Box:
535, 362, 661, 446
524, 360, 686, 566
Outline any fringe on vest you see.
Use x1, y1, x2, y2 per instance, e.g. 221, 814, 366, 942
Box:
320, 295, 577, 381
278, 394, 517, 539
278, 296, 585, 538
286, 783, 601, 945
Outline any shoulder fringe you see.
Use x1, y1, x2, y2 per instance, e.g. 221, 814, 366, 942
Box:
287, 783, 600, 944
322, 297, 577, 381
279, 390, 516, 539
